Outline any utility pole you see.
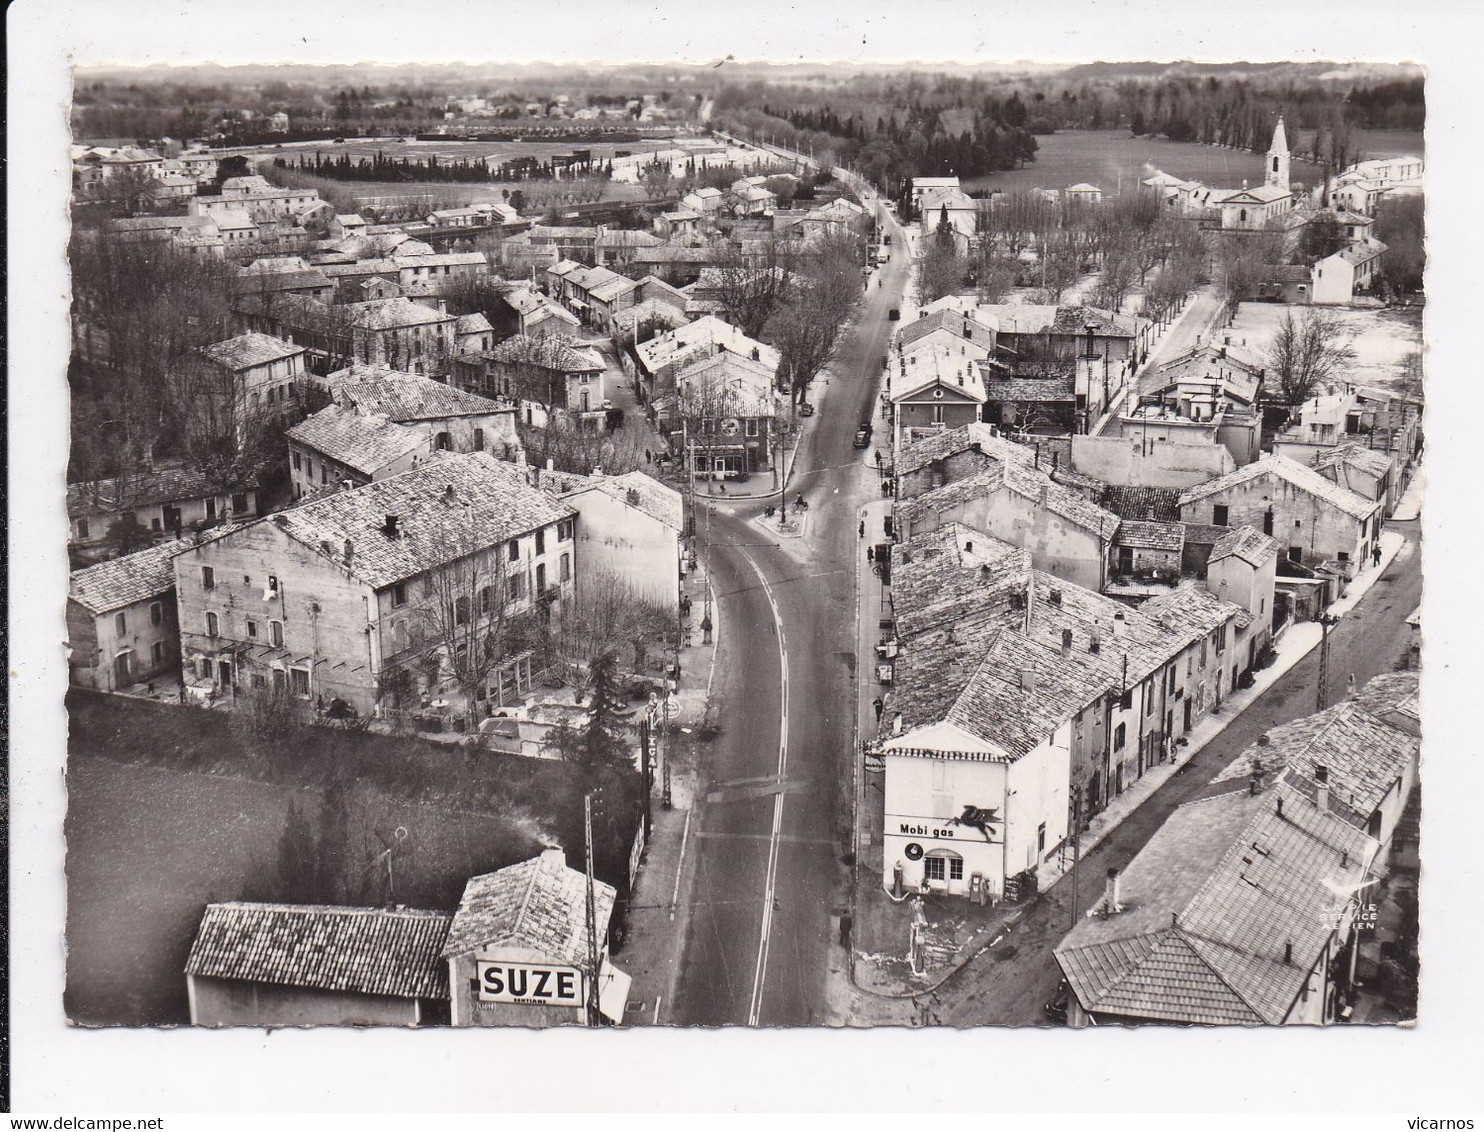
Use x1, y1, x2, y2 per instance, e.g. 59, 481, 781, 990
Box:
583, 792, 601, 1027
1316, 611, 1340, 711
1068, 793, 1082, 930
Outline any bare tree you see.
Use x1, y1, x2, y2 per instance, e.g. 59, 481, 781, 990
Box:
547, 565, 677, 680
1216, 228, 1285, 320
768, 226, 864, 402
410, 535, 543, 733
709, 238, 798, 340
915, 209, 968, 305
1267, 308, 1358, 411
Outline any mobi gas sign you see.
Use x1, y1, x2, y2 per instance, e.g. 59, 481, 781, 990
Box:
475, 960, 585, 1007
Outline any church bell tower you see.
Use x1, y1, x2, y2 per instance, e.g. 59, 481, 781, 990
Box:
1266, 115, 1291, 194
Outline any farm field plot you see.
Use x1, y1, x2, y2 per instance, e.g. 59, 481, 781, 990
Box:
1227, 302, 1423, 395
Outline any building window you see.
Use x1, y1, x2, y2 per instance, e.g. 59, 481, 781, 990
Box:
1038, 823, 1047, 855
1213, 504, 1229, 526
392, 582, 407, 607
474, 428, 485, 451
559, 520, 573, 541
290, 667, 311, 698
77, 519, 90, 540
247, 620, 257, 638
509, 572, 526, 600
559, 553, 571, 582
454, 596, 471, 625
436, 431, 452, 451
1119, 689, 1132, 711
232, 493, 248, 513
206, 611, 219, 637
152, 641, 167, 666
293, 451, 302, 472
924, 857, 946, 882
269, 620, 284, 647
202, 566, 215, 590
150, 602, 163, 627
1114, 723, 1126, 750
151, 518, 162, 532
198, 659, 213, 680
536, 528, 546, 556
267, 575, 280, 596
509, 539, 520, 562
480, 585, 497, 616
746, 419, 759, 437
115, 611, 128, 635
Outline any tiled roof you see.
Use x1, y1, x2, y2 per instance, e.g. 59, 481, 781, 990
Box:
70, 535, 199, 614
486, 336, 604, 373
1314, 442, 1394, 479
1208, 525, 1280, 568
328, 369, 512, 422
895, 422, 1036, 479
1057, 782, 1377, 1025
975, 303, 1144, 340
67, 468, 257, 518
286, 405, 429, 476
1115, 520, 1185, 553
674, 351, 777, 416
985, 376, 1076, 402
567, 471, 683, 532
347, 297, 455, 330
442, 849, 615, 964
1332, 238, 1387, 267
1141, 581, 1252, 636
1003, 461, 1122, 539
896, 309, 997, 351
199, 332, 305, 371
635, 315, 780, 377
264, 452, 575, 589
186, 902, 451, 1000
885, 525, 1185, 745
1100, 485, 1182, 523
455, 313, 493, 335
1178, 454, 1380, 522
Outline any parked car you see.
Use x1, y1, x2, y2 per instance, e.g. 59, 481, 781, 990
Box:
888, 308, 901, 321
798, 401, 815, 417
859, 420, 873, 436
853, 428, 871, 448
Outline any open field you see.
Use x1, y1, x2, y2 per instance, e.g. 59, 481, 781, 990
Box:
63, 691, 597, 1026
963, 128, 1424, 197
1227, 301, 1424, 395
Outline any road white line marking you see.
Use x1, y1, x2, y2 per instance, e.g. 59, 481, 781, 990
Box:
741, 546, 790, 1028
669, 808, 692, 921
653, 996, 663, 1025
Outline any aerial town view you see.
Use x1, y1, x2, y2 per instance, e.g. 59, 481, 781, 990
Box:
56, 55, 1425, 1039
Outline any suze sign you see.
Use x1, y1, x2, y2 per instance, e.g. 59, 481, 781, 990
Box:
475, 960, 585, 1008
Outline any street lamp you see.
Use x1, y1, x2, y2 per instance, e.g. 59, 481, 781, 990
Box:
1315, 611, 1341, 711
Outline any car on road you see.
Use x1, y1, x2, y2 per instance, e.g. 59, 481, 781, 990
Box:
853, 428, 871, 448
859, 420, 873, 436
798, 401, 815, 417
888, 308, 900, 321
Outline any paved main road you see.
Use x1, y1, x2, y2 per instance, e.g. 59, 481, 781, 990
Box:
667, 191, 913, 1025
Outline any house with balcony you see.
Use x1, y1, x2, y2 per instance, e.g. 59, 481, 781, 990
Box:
173, 452, 577, 717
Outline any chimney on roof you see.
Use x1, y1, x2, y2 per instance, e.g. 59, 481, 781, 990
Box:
541, 845, 567, 868
343, 539, 354, 567
1112, 611, 1127, 639
383, 514, 400, 538
1048, 588, 1062, 606
1103, 868, 1122, 915
892, 712, 903, 736
964, 539, 974, 553
1089, 627, 1101, 654
1019, 667, 1037, 694
444, 484, 456, 503
1284, 940, 1294, 965
1315, 765, 1331, 813
1039, 482, 1049, 508
1061, 628, 1073, 658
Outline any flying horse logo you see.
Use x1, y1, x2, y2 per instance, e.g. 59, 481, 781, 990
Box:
951, 805, 999, 841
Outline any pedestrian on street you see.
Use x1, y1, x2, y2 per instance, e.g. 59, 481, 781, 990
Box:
873, 696, 884, 723
1372, 543, 1383, 568
859, 519, 866, 538
867, 544, 875, 564
645, 448, 652, 464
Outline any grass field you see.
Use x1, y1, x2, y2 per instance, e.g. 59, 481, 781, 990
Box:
963, 128, 1425, 197
63, 692, 603, 1026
